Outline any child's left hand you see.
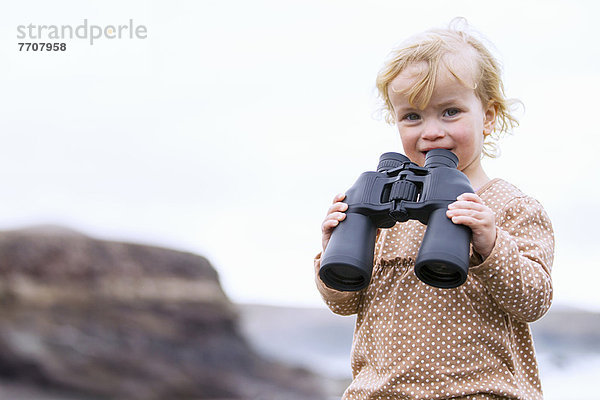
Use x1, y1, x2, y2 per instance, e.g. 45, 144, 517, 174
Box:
446, 193, 497, 260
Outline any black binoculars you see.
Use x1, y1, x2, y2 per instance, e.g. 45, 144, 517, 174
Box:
319, 149, 474, 291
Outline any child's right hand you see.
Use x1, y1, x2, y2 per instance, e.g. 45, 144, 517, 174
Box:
321, 193, 348, 252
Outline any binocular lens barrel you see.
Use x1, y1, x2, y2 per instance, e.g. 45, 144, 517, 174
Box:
377, 152, 411, 172
414, 207, 470, 288
320, 152, 410, 291
413, 149, 471, 288
424, 149, 459, 168
319, 212, 377, 291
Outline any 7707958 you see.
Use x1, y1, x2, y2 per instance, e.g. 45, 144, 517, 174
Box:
18, 42, 67, 51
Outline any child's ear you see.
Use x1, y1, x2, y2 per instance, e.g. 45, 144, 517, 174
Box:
483, 101, 497, 135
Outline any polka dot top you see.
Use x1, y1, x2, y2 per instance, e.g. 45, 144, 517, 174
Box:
315, 178, 554, 400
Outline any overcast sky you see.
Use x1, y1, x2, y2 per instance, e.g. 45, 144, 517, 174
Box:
1, 0, 599, 310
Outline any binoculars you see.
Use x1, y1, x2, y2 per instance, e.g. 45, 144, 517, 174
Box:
319, 149, 474, 291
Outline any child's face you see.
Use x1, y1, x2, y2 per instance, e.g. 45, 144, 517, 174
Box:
388, 61, 496, 179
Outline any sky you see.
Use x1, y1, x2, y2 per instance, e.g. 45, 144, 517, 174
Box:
1, 0, 599, 310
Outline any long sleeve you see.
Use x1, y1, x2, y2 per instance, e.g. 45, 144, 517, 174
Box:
314, 253, 363, 316
470, 196, 554, 322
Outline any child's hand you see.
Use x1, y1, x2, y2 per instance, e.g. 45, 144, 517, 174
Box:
446, 193, 496, 260
321, 193, 348, 252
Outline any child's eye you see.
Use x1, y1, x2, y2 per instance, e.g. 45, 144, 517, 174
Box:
443, 108, 461, 117
402, 113, 421, 122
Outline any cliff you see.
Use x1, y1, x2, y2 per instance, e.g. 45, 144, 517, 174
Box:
0, 226, 325, 400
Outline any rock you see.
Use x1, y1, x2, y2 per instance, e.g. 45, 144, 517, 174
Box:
0, 226, 326, 400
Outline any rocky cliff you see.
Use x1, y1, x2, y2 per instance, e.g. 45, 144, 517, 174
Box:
0, 226, 325, 400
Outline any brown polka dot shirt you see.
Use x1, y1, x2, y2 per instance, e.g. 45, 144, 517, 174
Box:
315, 178, 554, 400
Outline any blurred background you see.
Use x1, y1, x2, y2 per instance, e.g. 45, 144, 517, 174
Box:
0, 0, 599, 399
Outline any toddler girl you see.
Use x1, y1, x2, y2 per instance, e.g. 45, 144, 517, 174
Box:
316, 22, 554, 400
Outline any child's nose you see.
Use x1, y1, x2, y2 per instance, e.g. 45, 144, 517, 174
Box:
421, 120, 446, 140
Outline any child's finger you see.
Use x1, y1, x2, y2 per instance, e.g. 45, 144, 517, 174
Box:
448, 200, 483, 211
447, 214, 477, 226
327, 201, 348, 215
322, 211, 347, 231
322, 219, 338, 232
332, 193, 346, 203
327, 211, 347, 223
456, 192, 483, 203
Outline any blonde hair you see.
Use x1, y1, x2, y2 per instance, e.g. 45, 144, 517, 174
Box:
376, 19, 519, 158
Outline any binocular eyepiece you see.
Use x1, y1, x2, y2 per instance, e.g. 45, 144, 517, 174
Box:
319, 149, 474, 291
